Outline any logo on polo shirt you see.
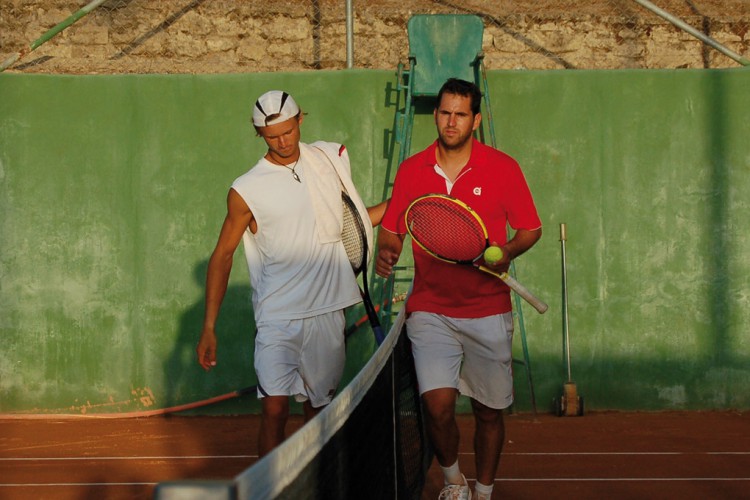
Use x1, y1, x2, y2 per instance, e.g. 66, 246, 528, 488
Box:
473, 187, 482, 196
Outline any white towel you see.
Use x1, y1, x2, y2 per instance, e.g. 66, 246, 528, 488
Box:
300, 142, 343, 244
306, 142, 374, 262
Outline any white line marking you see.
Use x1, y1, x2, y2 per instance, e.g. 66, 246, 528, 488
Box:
1, 483, 156, 487
5, 451, 746, 461
502, 451, 750, 456
4, 478, 750, 488
5, 477, 750, 488
493, 478, 750, 482
0, 455, 255, 461
4, 477, 750, 488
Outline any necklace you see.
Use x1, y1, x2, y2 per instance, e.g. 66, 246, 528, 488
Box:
281, 158, 301, 183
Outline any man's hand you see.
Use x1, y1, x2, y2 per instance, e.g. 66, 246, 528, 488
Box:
375, 229, 404, 278
196, 329, 218, 371
376, 247, 400, 278
482, 241, 512, 272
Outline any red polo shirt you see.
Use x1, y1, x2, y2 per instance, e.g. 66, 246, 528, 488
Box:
382, 139, 541, 317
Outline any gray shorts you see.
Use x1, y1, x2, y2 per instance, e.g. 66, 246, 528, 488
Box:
406, 311, 515, 410
254, 310, 345, 408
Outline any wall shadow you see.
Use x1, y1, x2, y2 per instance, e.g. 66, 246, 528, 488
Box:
704, 71, 731, 365
163, 259, 258, 414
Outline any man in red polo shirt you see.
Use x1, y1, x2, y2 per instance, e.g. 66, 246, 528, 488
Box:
376, 78, 542, 500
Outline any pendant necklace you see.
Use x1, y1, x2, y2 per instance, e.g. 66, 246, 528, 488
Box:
281, 158, 301, 183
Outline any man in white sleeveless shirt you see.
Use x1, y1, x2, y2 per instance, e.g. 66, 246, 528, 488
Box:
196, 90, 386, 456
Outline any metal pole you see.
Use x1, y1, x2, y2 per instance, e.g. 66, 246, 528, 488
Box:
346, 0, 354, 68
1, 0, 109, 72
632, 0, 750, 67
560, 223, 572, 381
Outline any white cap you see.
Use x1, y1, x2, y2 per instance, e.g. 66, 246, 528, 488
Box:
252, 90, 300, 127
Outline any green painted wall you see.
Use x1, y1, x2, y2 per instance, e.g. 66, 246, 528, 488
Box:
1, 68, 749, 415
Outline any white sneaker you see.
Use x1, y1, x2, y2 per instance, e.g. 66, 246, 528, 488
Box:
438, 475, 471, 500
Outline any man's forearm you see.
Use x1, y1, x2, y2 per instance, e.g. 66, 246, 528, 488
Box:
503, 228, 542, 260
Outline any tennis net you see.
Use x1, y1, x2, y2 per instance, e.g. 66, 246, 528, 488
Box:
155, 306, 432, 500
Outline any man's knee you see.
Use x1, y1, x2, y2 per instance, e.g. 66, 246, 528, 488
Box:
262, 396, 289, 422
471, 398, 503, 425
423, 389, 458, 424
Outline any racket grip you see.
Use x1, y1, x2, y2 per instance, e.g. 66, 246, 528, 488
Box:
479, 266, 548, 314
503, 272, 548, 314
373, 326, 385, 345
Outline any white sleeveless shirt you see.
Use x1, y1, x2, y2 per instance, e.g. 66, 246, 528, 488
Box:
231, 143, 362, 325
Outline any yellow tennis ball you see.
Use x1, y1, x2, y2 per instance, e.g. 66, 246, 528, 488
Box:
484, 246, 503, 265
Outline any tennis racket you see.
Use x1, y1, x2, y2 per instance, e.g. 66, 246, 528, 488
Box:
341, 191, 386, 344
404, 193, 548, 314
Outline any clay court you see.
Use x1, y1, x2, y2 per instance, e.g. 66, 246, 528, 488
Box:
2, 410, 749, 499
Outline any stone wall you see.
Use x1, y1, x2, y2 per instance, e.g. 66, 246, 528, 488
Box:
1, 0, 748, 74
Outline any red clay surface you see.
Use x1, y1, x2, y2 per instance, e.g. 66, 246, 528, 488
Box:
1, 411, 749, 499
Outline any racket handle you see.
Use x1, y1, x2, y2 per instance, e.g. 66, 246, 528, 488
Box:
480, 265, 549, 314
372, 326, 385, 345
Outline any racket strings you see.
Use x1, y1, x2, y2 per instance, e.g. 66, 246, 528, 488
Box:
341, 193, 366, 272
406, 198, 486, 263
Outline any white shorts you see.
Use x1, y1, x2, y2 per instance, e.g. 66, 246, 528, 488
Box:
406, 311, 514, 410
254, 310, 346, 408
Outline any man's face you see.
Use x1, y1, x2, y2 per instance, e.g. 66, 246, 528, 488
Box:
434, 93, 481, 150
258, 114, 303, 163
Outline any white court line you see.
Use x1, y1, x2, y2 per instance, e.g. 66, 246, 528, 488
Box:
502, 451, 750, 456
1, 482, 156, 487
4, 478, 750, 488
3, 452, 748, 489
0, 454, 254, 488
494, 478, 750, 482
0, 454, 255, 461
4, 450, 748, 461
